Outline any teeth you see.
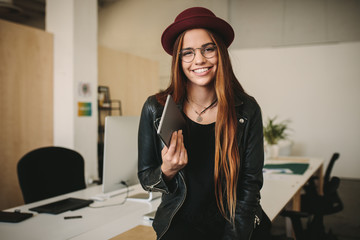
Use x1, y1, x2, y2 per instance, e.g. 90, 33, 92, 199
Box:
193, 68, 209, 73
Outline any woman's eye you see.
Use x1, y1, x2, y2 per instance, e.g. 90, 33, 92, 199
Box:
204, 47, 215, 52
182, 51, 193, 56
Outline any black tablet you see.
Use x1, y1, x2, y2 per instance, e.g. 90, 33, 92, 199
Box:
157, 95, 186, 147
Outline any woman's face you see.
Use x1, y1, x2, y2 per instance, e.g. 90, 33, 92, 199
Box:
180, 29, 218, 88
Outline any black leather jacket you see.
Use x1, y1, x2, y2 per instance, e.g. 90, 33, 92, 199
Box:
138, 92, 264, 240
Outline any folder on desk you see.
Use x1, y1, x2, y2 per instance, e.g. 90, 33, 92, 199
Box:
263, 163, 309, 175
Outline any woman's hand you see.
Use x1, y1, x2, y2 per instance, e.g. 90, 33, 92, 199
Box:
161, 130, 188, 181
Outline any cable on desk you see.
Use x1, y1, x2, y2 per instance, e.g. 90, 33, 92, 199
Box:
89, 181, 130, 208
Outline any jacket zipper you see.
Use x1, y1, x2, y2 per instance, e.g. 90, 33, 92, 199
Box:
154, 118, 161, 131
158, 171, 187, 240
254, 214, 260, 229
146, 179, 168, 194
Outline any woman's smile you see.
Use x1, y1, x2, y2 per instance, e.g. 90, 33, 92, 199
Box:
191, 66, 213, 75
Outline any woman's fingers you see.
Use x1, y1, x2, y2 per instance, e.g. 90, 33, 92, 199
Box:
161, 130, 188, 179
167, 131, 178, 154
178, 130, 188, 164
176, 130, 183, 153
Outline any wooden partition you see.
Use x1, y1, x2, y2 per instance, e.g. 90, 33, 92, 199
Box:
0, 20, 53, 210
98, 46, 160, 116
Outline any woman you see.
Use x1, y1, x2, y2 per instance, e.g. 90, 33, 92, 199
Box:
138, 7, 265, 240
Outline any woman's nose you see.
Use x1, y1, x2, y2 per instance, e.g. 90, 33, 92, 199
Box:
194, 49, 206, 64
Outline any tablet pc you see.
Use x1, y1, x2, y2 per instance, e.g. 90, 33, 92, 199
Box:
157, 95, 186, 147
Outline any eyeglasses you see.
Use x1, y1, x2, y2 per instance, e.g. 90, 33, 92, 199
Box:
179, 43, 217, 63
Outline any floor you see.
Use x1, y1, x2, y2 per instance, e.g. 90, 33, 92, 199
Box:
270, 178, 360, 240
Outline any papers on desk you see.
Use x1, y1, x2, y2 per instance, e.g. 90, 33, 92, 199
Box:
263, 168, 293, 174
263, 163, 309, 175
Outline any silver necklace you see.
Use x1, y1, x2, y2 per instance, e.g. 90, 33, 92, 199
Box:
186, 98, 218, 122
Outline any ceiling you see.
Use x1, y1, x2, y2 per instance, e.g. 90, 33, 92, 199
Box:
0, 0, 116, 29
0, 0, 45, 25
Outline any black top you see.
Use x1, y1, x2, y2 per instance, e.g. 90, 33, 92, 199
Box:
175, 114, 226, 238
138, 93, 264, 239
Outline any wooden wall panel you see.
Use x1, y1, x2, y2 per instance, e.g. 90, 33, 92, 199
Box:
0, 20, 53, 210
98, 46, 159, 116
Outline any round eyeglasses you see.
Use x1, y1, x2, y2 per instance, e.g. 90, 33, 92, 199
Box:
179, 43, 217, 63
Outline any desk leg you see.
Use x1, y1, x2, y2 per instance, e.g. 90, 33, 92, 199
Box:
292, 189, 301, 211
315, 164, 324, 195
285, 189, 302, 238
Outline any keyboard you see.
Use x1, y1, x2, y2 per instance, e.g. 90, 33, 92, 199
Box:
29, 198, 93, 214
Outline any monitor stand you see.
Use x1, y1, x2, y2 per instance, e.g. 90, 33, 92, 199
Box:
90, 188, 161, 203
127, 191, 162, 203
90, 186, 135, 202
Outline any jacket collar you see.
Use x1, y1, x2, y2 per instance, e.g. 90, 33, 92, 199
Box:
234, 93, 244, 107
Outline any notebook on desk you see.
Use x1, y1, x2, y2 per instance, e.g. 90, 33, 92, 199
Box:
29, 197, 93, 214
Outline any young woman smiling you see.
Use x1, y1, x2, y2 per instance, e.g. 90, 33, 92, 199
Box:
138, 7, 267, 240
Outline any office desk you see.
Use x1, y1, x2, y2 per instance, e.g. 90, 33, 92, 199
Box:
1, 184, 160, 240
0, 157, 323, 240
261, 157, 323, 221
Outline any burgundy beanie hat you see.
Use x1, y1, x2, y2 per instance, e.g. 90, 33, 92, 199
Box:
161, 7, 235, 55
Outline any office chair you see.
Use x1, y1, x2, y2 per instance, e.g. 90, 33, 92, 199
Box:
281, 153, 343, 240
17, 146, 87, 204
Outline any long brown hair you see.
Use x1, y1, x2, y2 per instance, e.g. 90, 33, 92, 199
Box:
156, 30, 246, 224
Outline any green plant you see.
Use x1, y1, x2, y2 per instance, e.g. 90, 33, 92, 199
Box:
263, 116, 290, 145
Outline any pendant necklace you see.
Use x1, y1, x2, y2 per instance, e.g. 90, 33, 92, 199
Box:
186, 97, 218, 122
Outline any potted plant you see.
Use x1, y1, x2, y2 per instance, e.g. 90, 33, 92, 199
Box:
263, 116, 290, 158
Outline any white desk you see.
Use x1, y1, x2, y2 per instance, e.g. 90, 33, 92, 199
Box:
1, 184, 160, 240
261, 157, 323, 221
0, 157, 323, 240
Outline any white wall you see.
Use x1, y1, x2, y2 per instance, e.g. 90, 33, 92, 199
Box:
46, 0, 75, 149
231, 42, 360, 179
46, 0, 98, 182
73, 0, 98, 182
229, 0, 360, 49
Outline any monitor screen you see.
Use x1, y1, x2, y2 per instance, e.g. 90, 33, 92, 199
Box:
102, 116, 140, 194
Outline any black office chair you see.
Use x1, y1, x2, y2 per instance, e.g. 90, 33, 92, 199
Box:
302, 153, 343, 215
17, 146, 87, 204
281, 153, 343, 240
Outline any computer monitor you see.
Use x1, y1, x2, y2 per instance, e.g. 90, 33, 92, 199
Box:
102, 116, 140, 195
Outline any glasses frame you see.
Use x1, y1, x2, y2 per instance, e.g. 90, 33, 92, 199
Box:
179, 43, 217, 63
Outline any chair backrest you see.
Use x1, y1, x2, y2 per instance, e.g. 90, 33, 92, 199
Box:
301, 152, 343, 215
324, 152, 340, 186
17, 146, 86, 204
323, 153, 343, 214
